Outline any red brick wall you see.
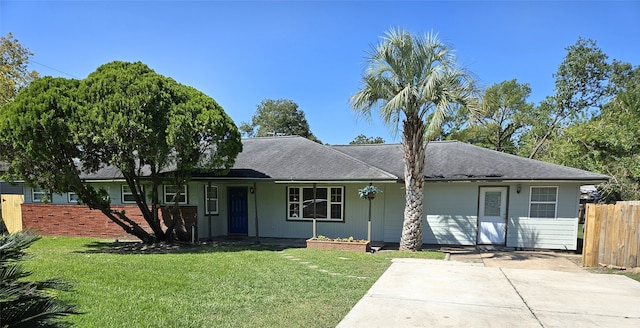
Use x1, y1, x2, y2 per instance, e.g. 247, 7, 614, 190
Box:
21, 204, 197, 240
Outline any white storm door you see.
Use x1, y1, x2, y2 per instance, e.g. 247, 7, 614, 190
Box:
478, 187, 508, 245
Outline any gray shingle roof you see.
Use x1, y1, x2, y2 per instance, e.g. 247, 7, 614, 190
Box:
231, 136, 398, 181
333, 140, 609, 182
73, 136, 608, 182
331, 143, 405, 179
80, 165, 127, 180
426, 141, 609, 181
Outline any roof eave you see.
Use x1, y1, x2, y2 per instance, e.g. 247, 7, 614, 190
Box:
274, 179, 400, 184
425, 177, 610, 183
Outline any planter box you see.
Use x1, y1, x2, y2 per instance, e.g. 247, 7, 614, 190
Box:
306, 239, 371, 252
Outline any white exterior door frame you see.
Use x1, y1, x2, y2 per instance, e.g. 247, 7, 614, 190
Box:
477, 186, 508, 245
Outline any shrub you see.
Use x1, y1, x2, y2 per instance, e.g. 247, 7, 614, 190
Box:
0, 232, 79, 327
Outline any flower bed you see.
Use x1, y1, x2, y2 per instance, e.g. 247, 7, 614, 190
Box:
306, 236, 371, 252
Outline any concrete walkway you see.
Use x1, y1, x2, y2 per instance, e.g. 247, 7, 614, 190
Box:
337, 258, 640, 327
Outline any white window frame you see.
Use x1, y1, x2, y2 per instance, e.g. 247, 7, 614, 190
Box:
68, 192, 80, 203
121, 185, 135, 203
164, 185, 188, 204
205, 185, 219, 215
528, 186, 558, 219
122, 185, 147, 204
287, 186, 344, 222
32, 187, 50, 203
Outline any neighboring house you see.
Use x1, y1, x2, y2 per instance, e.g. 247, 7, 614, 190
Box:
20, 136, 608, 250
578, 185, 602, 224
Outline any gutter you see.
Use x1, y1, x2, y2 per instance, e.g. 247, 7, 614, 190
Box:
424, 178, 610, 183
274, 179, 400, 184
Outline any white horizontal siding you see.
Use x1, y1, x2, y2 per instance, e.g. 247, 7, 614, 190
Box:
253, 183, 393, 241
507, 217, 578, 250
383, 183, 479, 245
423, 183, 478, 245
251, 183, 309, 238
506, 182, 580, 250
424, 215, 476, 245
22, 178, 583, 250
383, 184, 405, 242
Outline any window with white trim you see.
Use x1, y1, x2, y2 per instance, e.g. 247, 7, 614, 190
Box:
32, 187, 50, 203
529, 187, 558, 218
205, 185, 218, 214
68, 192, 80, 203
164, 185, 187, 204
123, 185, 147, 204
287, 186, 344, 221
121, 185, 136, 203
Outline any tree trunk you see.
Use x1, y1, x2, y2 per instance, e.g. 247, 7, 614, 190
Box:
149, 175, 165, 242
528, 126, 555, 159
75, 184, 156, 243
123, 174, 165, 242
399, 117, 426, 251
107, 209, 155, 244
529, 111, 563, 159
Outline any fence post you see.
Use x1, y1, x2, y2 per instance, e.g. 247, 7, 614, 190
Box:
598, 205, 610, 266
582, 204, 590, 266
612, 204, 624, 266
583, 203, 602, 267
626, 205, 639, 268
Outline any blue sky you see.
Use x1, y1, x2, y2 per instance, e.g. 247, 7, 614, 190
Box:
2, 1, 639, 145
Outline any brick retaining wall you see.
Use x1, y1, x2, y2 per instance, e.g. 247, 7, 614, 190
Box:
21, 204, 196, 240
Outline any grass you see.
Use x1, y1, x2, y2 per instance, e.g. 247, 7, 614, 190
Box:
606, 269, 640, 282
24, 237, 444, 328
577, 223, 584, 240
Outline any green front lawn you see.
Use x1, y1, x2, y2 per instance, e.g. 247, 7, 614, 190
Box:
25, 237, 444, 327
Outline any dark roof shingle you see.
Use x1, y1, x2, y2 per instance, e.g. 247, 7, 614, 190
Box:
74, 136, 609, 182
232, 136, 398, 181
332, 140, 609, 182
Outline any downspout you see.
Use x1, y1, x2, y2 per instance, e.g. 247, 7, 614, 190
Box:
368, 193, 372, 242
253, 182, 260, 244
207, 181, 212, 241
312, 183, 317, 238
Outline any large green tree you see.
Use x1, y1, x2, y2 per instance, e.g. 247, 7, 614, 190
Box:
0, 61, 242, 243
546, 64, 640, 201
351, 28, 478, 251
446, 79, 534, 154
349, 134, 385, 144
524, 37, 611, 159
239, 98, 321, 143
1, 32, 39, 107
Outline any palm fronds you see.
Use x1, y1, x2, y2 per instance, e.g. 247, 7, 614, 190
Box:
0, 232, 79, 327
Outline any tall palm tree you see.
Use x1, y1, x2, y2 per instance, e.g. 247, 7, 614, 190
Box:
351, 28, 478, 251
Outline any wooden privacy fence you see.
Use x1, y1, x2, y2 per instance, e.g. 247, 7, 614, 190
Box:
1, 194, 24, 233
582, 202, 640, 268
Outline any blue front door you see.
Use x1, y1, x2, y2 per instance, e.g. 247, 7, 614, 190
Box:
228, 187, 248, 235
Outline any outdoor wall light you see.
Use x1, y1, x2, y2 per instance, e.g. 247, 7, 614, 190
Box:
516, 184, 522, 194
249, 187, 255, 194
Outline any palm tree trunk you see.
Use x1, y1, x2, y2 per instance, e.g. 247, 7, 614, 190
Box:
400, 117, 426, 251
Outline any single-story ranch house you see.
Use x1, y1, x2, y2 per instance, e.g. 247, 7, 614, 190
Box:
19, 136, 608, 250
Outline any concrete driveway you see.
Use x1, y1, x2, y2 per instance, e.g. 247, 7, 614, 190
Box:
337, 258, 640, 328
448, 249, 586, 273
